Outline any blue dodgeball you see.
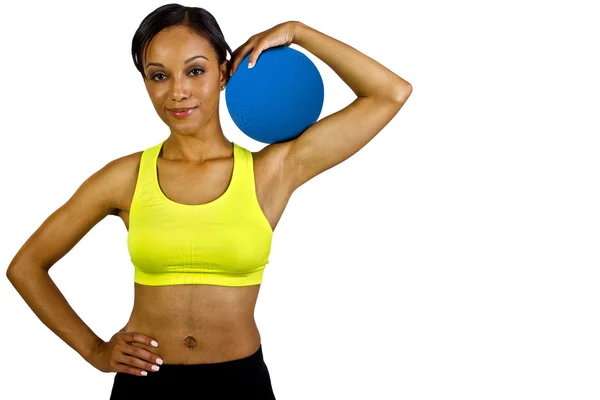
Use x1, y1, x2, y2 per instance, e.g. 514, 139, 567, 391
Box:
225, 46, 324, 144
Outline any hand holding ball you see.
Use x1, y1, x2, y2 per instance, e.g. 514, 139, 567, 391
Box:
225, 46, 324, 144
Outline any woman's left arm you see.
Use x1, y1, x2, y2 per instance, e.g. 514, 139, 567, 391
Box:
231, 21, 412, 191
285, 21, 411, 189
294, 21, 411, 101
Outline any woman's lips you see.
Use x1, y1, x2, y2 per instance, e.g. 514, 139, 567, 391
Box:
168, 107, 197, 118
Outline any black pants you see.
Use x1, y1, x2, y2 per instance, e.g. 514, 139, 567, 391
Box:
109, 344, 276, 399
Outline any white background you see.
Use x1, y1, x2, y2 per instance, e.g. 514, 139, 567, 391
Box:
2, 0, 599, 399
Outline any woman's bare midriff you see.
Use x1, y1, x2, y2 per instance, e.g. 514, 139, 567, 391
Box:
114, 146, 291, 365
121, 282, 262, 365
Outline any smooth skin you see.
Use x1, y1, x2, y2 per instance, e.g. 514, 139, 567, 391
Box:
6, 20, 411, 377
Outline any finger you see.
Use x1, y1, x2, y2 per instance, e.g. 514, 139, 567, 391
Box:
113, 361, 149, 377
123, 343, 163, 366
232, 45, 260, 76
231, 40, 256, 75
246, 41, 266, 70
126, 332, 158, 348
120, 354, 160, 374
229, 44, 245, 75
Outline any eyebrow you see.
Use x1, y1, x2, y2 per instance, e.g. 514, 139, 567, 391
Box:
146, 55, 209, 69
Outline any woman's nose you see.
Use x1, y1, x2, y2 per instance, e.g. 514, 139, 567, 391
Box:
169, 77, 191, 101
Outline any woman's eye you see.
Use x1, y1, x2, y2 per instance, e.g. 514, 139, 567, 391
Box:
151, 68, 204, 81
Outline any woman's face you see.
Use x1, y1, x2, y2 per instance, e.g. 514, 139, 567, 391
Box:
142, 25, 228, 135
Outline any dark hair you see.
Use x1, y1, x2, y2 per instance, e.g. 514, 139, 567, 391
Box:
131, 3, 232, 80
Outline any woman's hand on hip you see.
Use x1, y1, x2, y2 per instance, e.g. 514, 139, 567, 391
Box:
89, 330, 163, 376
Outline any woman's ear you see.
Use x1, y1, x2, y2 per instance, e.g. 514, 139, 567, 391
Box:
220, 59, 231, 85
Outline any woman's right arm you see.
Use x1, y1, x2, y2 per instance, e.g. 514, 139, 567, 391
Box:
6, 157, 127, 365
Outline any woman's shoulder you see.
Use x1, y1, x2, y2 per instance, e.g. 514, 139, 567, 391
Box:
102, 148, 146, 215
105, 149, 144, 181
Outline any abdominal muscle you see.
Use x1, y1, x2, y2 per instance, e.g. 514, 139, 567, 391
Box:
121, 282, 262, 365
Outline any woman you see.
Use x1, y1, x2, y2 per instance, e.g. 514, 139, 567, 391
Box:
6, 3, 411, 399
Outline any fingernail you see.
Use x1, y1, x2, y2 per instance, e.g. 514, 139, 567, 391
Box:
156, 358, 163, 365
248, 61, 253, 69
141, 371, 148, 376
151, 365, 160, 371
151, 340, 158, 347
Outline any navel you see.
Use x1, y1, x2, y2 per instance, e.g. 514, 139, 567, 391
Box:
184, 336, 197, 348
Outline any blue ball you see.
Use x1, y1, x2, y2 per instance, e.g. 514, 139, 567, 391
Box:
225, 46, 324, 144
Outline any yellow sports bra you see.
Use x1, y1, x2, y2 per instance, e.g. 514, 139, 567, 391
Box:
127, 139, 273, 287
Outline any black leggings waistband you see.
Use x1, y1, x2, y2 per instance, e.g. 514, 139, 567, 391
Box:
109, 344, 276, 399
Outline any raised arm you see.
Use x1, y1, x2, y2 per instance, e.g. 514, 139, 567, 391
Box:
232, 21, 412, 192
285, 21, 412, 189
